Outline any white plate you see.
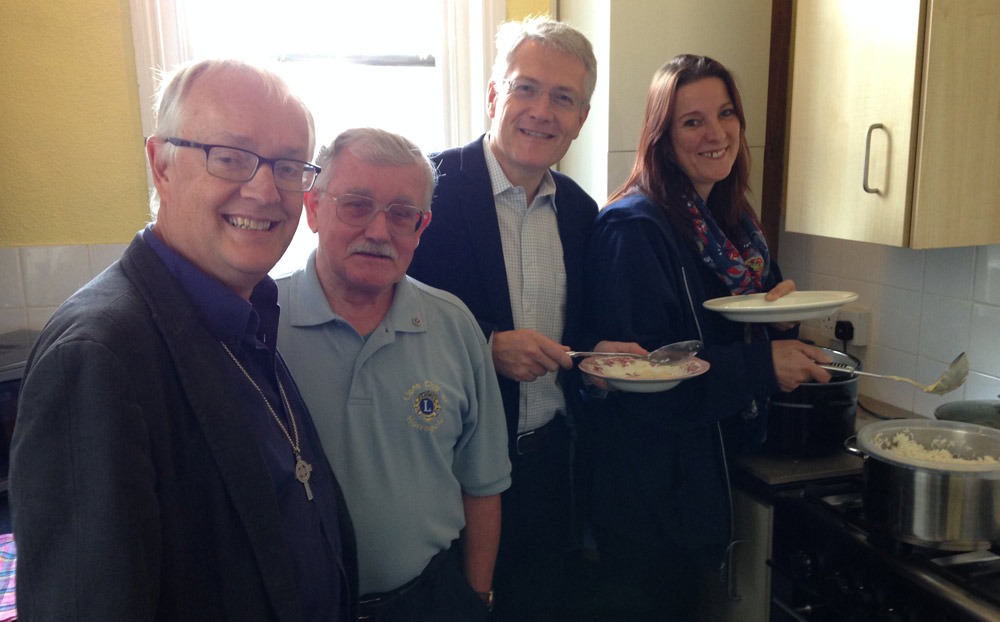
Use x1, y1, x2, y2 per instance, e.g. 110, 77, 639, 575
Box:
579, 355, 710, 393
703, 290, 859, 323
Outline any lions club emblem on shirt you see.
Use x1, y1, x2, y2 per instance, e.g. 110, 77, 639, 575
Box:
405, 381, 445, 432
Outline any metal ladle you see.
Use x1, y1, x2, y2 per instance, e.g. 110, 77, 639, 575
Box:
568, 339, 704, 365
820, 352, 969, 396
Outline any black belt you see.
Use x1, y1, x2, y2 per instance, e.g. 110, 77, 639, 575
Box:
515, 416, 564, 456
358, 543, 454, 620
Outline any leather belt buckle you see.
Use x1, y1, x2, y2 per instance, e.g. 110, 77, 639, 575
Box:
516, 429, 538, 455
516, 424, 550, 455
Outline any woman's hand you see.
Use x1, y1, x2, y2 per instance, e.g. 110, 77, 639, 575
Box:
772, 339, 832, 392
766, 279, 798, 332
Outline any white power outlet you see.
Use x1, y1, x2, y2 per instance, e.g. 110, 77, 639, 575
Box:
819, 313, 839, 339
839, 304, 872, 346
819, 304, 872, 346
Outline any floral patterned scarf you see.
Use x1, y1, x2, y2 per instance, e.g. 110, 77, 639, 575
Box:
684, 189, 771, 296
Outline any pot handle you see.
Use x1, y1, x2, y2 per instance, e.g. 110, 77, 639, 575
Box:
843, 435, 865, 457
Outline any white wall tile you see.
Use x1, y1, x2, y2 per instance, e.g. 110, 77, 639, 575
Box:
924, 246, 975, 299
973, 244, 1000, 305
917, 294, 971, 363
839, 278, 880, 314
0, 248, 24, 309
969, 303, 1000, 373
0, 309, 27, 334
882, 246, 925, 290
801, 235, 844, 276
26, 306, 58, 331
862, 345, 917, 410
20, 246, 92, 307
964, 371, 1000, 401
88, 243, 128, 277
776, 231, 808, 270
875, 286, 922, 353
839, 240, 884, 283
806, 273, 839, 292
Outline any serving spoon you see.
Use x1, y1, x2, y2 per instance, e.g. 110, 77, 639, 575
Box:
820, 352, 969, 396
568, 339, 703, 365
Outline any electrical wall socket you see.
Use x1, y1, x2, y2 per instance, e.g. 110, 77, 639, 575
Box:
819, 304, 872, 346
820, 313, 838, 338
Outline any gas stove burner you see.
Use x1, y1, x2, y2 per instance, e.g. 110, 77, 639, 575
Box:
771, 477, 1000, 620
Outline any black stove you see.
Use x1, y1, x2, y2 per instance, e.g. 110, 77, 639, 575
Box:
769, 477, 1000, 621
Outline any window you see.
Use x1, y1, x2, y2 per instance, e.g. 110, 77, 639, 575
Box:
129, 0, 504, 275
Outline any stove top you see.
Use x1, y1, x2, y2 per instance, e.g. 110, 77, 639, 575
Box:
771, 478, 1000, 621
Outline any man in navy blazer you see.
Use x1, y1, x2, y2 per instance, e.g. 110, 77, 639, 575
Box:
11, 59, 357, 621
407, 16, 640, 621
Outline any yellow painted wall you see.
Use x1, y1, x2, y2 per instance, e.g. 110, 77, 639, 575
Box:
0, 0, 149, 246
0, 0, 549, 247
508, 0, 550, 19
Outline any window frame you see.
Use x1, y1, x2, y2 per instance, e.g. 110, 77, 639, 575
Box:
128, 0, 505, 147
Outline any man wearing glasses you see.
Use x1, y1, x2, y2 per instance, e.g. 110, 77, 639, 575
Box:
11, 59, 357, 621
276, 128, 511, 622
408, 16, 640, 621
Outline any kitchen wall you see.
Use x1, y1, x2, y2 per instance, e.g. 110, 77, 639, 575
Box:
780, 232, 1000, 417
0, 0, 149, 248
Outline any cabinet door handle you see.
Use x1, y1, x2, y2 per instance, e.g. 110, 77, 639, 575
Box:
863, 123, 886, 194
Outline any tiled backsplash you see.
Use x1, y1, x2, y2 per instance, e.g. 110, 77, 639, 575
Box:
4, 234, 1000, 417
779, 232, 1000, 417
0, 243, 128, 334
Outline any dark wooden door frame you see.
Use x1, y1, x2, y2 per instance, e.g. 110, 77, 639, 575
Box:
761, 0, 793, 258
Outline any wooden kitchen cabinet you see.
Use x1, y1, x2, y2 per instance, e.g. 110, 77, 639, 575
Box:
784, 0, 1000, 248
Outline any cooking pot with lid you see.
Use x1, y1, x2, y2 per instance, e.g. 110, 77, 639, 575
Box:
846, 418, 1000, 551
764, 347, 860, 457
935, 399, 1000, 430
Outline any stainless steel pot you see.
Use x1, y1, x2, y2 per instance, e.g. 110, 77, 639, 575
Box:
846, 418, 1000, 551
935, 399, 1000, 430
764, 347, 861, 457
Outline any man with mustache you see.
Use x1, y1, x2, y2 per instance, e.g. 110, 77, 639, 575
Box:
276, 128, 511, 622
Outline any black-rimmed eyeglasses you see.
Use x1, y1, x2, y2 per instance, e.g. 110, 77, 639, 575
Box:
163, 137, 321, 192
323, 193, 430, 236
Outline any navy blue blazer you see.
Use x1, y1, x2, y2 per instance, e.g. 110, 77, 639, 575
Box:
11, 235, 358, 621
408, 136, 598, 446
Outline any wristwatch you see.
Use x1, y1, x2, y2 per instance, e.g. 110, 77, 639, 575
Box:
477, 589, 495, 612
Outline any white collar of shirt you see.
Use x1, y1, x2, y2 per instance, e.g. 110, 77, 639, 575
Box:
287, 250, 427, 337
482, 135, 558, 210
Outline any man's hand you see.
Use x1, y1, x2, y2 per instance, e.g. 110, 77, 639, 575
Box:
491, 329, 572, 382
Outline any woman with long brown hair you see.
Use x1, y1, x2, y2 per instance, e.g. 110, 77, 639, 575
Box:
581, 55, 830, 619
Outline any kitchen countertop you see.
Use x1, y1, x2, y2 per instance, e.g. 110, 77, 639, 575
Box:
735, 408, 897, 488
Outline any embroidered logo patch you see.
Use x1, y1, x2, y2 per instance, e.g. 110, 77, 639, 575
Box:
405, 381, 446, 432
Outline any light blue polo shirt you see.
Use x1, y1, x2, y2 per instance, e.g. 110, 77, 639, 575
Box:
276, 251, 512, 594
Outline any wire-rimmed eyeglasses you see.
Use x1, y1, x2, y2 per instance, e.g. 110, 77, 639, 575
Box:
163, 137, 321, 192
322, 192, 430, 236
502, 78, 582, 110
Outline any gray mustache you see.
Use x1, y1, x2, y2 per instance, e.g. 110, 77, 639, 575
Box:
348, 240, 398, 260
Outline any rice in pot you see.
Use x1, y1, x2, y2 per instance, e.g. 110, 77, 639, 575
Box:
876, 431, 999, 464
